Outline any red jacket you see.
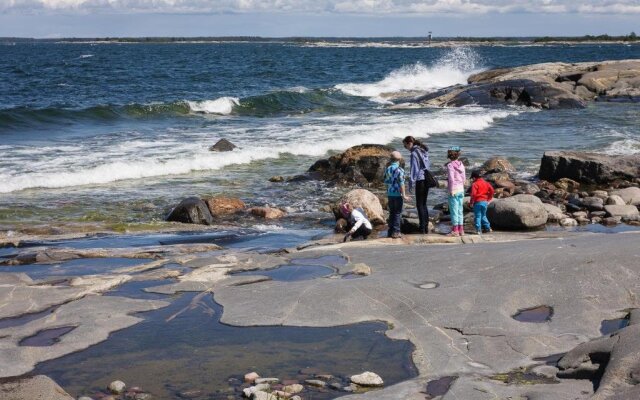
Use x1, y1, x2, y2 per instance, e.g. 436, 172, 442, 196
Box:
470, 178, 495, 204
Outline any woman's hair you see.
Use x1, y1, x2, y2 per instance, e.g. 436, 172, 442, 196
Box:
447, 150, 460, 160
402, 135, 428, 152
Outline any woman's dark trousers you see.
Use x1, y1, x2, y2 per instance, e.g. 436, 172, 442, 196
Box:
415, 180, 430, 234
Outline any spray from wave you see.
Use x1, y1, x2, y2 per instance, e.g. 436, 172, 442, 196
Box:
335, 46, 483, 101
187, 97, 240, 115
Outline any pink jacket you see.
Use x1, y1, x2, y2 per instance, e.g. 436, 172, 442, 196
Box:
447, 160, 466, 194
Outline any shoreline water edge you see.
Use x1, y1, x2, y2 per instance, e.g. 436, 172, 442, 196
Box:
0, 42, 639, 399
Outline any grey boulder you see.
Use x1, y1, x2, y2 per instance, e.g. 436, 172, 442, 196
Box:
539, 151, 640, 184
166, 197, 214, 225
487, 194, 548, 229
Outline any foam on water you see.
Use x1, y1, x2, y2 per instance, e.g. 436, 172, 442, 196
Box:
603, 138, 640, 155
335, 47, 482, 100
186, 97, 240, 115
0, 107, 519, 193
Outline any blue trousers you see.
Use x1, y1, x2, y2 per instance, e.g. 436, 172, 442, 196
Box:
473, 201, 491, 231
448, 192, 464, 226
387, 196, 403, 236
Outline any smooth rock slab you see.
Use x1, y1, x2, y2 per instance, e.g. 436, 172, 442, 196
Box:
350, 371, 384, 387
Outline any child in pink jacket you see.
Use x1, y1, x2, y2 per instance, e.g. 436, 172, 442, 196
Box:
446, 146, 466, 236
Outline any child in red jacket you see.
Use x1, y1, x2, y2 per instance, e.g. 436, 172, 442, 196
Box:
469, 170, 495, 234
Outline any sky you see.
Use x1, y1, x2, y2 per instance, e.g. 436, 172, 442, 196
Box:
0, 0, 639, 38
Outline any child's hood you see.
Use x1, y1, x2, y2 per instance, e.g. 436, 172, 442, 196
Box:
449, 160, 464, 173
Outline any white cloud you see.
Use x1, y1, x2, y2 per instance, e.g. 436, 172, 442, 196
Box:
2, 0, 640, 14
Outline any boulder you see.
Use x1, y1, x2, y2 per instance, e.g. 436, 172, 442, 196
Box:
554, 178, 581, 192
514, 182, 540, 195
250, 207, 286, 219
350, 371, 384, 387
166, 197, 214, 225
579, 196, 604, 211
539, 151, 640, 184
209, 138, 236, 152
481, 157, 516, 174
333, 189, 385, 225
609, 187, 640, 205
606, 195, 627, 206
487, 194, 548, 229
401, 218, 434, 234
560, 218, 578, 227
604, 205, 640, 218
203, 196, 245, 217
309, 144, 396, 186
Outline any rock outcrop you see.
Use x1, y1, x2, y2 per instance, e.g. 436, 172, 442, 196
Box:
487, 194, 548, 229
412, 60, 640, 109
309, 144, 395, 187
0, 375, 74, 400
539, 151, 640, 184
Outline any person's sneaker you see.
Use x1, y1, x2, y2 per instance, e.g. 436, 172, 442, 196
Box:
482, 228, 493, 233
391, 232, 402, 239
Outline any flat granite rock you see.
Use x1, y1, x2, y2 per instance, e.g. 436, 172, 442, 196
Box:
0, 375, 74, 400
214, 231, 640, 400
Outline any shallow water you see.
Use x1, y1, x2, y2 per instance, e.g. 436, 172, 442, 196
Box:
2, 257, 151, 280
232, 264, 334, 281
33, 292, 417, 399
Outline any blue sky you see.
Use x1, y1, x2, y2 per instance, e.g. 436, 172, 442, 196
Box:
1, 1, 639, 37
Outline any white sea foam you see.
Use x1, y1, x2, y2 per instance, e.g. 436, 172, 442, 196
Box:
187, 97, 240, 115
0, 107, 520, 193
79, 54, 94, 58
335, 47, 482, 99
603, 138, 640, 155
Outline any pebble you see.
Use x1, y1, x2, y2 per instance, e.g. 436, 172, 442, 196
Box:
255, 378, 279, 384
78, 397, 94, 400
272, 390, 292, 398
108, 381, 126, 395
559, 218, 578, 227
244, 372, 260, 383
350, 371, 384, 387
177, 389, 203, 399
304, 379, 327, 387
282, 384, 304, 394
253, 391, 279, 400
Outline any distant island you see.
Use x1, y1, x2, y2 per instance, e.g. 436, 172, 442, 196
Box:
0, 33, 638, 44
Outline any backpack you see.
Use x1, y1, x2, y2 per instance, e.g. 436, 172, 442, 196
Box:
413, 148, 438, 188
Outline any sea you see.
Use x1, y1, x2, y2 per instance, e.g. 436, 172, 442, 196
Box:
1, 40, 639, 237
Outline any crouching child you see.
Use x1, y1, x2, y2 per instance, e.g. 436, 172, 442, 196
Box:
341, 203, 373, 242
